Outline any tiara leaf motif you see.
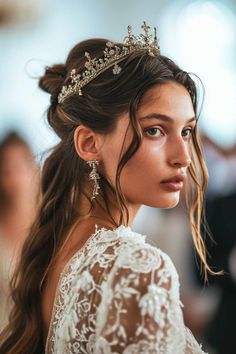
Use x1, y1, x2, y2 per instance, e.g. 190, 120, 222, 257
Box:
58, 21, 160, 103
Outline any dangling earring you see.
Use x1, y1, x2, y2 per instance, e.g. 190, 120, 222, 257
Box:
86, 159, 100, 200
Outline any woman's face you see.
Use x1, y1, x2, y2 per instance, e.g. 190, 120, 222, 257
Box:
0, 145, 36, 198
100, 81, 196, 209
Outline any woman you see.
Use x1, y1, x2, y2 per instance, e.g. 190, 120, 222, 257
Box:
0, 22, 223, 353
0, 131, 39, 330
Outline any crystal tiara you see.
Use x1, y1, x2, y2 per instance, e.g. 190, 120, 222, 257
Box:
58, 21, 161, 104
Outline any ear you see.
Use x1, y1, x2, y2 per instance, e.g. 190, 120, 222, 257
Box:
74, 125, 103, 161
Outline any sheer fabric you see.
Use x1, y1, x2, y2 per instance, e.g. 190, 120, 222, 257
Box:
45, 225, 207, 353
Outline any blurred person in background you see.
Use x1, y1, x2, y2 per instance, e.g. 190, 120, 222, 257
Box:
0, 131, 39, 330
191, 188, 236, 354
201, 135, 236, 199
204, 190, 236, 354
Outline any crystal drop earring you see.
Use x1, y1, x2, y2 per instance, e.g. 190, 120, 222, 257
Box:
86, 159, 100, 200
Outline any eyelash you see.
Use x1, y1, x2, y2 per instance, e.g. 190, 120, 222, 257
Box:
144, 127, 194, 139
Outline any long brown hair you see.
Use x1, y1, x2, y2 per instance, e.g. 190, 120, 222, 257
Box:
0, 38, 224, 353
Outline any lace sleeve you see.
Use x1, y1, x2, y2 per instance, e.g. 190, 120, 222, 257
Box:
45, 227, 207, 354
95, 245, 191, 354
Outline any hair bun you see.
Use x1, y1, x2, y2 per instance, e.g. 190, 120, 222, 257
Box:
39, 64, 67, 97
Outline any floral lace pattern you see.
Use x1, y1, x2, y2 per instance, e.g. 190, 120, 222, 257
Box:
45, 225, 207, 354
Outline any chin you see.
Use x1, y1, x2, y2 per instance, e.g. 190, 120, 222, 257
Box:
164, 200, 179, 209
144, 195, 179, 209
163, 195, 180, 208
148, 194, 180, 209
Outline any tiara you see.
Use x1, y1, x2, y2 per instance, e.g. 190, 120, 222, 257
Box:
58, 21, 160, 103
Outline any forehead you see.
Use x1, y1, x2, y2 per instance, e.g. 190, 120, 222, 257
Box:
137, 82, 195, 121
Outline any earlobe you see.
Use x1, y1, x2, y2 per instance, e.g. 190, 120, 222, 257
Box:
74, 125, 100, 161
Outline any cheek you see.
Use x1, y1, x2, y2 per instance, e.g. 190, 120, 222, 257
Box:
119, 142, 164, 188
117, 142, 181, 208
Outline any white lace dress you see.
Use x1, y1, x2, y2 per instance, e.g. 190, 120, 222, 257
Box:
45, 225, 207, 354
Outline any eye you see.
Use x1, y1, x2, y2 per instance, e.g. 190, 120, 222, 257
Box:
182, 128, 193, 138
144, 127, 163, 137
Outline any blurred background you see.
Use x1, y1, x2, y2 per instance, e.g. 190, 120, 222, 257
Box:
0, 1, 235, 353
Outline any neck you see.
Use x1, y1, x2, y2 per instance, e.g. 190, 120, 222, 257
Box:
77, 182, 140, 228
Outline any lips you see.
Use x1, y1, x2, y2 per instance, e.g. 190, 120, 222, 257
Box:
160, 174, 186, 192
161, 174, 185, 184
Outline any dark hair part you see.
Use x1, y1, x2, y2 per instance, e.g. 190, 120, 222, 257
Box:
0, 38, 224, 353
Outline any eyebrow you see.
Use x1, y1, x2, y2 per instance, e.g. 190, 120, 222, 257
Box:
139, 113, 196, 123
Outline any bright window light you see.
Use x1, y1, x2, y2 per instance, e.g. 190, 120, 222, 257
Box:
160, 1, 236, 147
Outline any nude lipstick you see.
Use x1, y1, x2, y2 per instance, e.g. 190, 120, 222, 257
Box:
160, 174, 185, 192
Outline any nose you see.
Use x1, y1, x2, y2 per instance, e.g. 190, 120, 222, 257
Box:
169, 138, 192, 168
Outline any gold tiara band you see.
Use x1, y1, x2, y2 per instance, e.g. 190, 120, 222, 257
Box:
58, 21, 160, 104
